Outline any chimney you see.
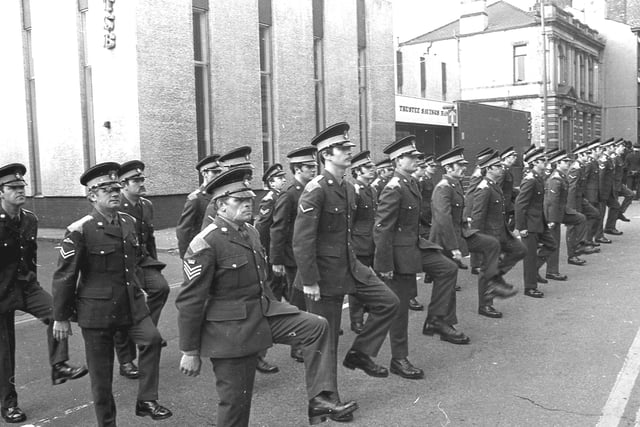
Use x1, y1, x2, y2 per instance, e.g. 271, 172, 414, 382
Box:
459, 0, 489, 35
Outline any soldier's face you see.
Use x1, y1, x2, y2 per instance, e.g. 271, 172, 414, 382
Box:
270, 175, 287, 191
123, 177, 147, 197
503, 154, 517, 167
298, 164, 317, 183
325, 146, 353, 168
0, 185, 26, 208
557, 159, 571, 173
396, 154, 418, 174
91, 185, 121, 211
359, 164, 376, 180
202, 169, 222, 184
449, 162, 467, 178
220, 197, 253, 224
487, 164, 504, 180
426, 164, 438, 175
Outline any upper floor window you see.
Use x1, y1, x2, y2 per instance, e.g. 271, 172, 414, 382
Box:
420, 57, 426, 98
441, 62, 447, 100
579, 54, 586, 99
396, 50, 403, 94
558, 44, 568, 85
514, 44, 526, 83
193, 0, 212, 160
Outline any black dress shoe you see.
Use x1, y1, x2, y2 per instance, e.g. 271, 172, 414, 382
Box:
308, 393, 358, 425
567, 256, 586, 266
160, 339, 168, 348
484, 280, 518, 299
422, 318, 470, 344
256, 356, 279, 374
536, 274, 548, 284
575, 245, 599, 255
545, 272, 568, 281
595, 237, 612, 244
423, 274, 433, 284
478, 305, 503, 318
390, 358, 424, 380
350, 321, 364, 334
52, 362, 88, 385
1, 407, 26, 424
455, 285, 461, 291
588, 240, 600, 246
343, 349, 389, 377
119, 362, 140, 379
471, 267, 481, 275
408, 298, 424, 311
604, 228, 623, 235
524, 288, 544, 298
330, 412, 354, 422
618, 213, 631, 222
135, 400, 172, 420
290, 347, 304, 363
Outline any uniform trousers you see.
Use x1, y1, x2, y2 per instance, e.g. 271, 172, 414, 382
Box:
81, 315, 162, 427
0, 285, 68, 409
618, 185, 635, 214
606, 187, 634, 229
627, 172, 640, 199
463, 232, 501, 307
114, 267, 170, 364
266, 265, 287, 301
547, 211, 586, 275
579, 199, 600, 242
348, 255, 373, 326
422, 250, 459, 326
284, 266, 306, 311
305, 268, 398, 364
210, 311, 333, 427
596, 195, 620, 237
521, 230, 557, 289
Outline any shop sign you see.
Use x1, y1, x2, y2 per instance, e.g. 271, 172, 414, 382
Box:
396, 95, 455, 126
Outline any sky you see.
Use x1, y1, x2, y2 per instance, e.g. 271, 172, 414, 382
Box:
392, 0, 539, 43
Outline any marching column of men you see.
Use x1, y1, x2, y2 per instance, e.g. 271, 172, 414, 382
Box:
4, 127, 638, 426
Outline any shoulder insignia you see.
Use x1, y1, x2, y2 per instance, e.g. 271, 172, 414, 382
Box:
58, 245, 76, 259
183, 258, 202, 280
299, 204, 314, 213
263, 191, 274, 202
354, 184, 360, 195
305, 175, 325, 193
477, 180, 489, 190
259, 207, 270, 216
436, 178, 450, 188
140, 197, 151, 205
119, 212, 136, 223
189, 224, 217, 253
22, 208, 38, 221
385, 176, 401, 189
523, 172, 534, 181
67, 215, 93, 234
187, 189, 200, 200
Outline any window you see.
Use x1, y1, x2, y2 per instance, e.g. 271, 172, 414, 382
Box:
583, 112, 589, 143
313, 0, 325, 133
514, 44, 526, 83
357, 0, 368, 149
441, 62, 447, 100
420, 57, 426, 98
579, 54, 586, 99
259, 24, 274, 173
193, 1, 211, 160
22, 0, 41, 194
558, 44, 568, 85
396, 50, 403, 94
588, 57, 594, 102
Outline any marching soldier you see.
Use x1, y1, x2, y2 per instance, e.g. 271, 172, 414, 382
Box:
270, 146, 317, 362
375, 137, 461, 380
605, 139, 633, 231
114, 161, 171, 379
615, 141, 635, 221
544, 150, 590, 279
600, 138, 623, 236
583, 138, 610, 244
52, 162, 172, 426
371, 158, 393, 199
470, 150, 526, 317
567, 141, 602, 253
514, 147, 557, 297
177, 166, 358, 426
347, 150, 378, 334
293, 123, 399, 386
498, 146, 520, 231
0, 163, 87, 424
625, 143, 640, 199
176, 154, 223, 258
201, 146, 254, 229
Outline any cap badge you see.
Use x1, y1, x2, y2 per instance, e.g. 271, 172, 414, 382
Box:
15, 173, 22, 179
244, 179, 251, 188
109, 171, 118, 181
343, 130, 349, 140
136, 168, 142, 174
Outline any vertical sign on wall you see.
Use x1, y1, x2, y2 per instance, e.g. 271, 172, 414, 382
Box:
103, 0, 116, 49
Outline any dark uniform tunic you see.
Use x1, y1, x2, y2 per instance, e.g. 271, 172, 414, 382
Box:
514, 170, 557, 289
598, 156, 619, 235
0, 207, 68, 410
625, 150, 640, 196
114, 195, 170, 363
375, 170, 456, 359
584, 159, 602, 241
254, 188, 286, 300
52, 210, 162, 427
418, 174, 435, 239
294, 170, 398, 368
568, 159, 600, 245
606, 153, 633, 228
544, 169, 587, 273
176, 186, 211, 258
176, 216, 334, 427
470, 177, 526, 304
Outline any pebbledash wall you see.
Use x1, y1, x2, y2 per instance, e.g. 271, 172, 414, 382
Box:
2, 0, 395, 228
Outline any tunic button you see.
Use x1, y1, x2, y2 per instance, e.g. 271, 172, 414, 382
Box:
124, 255, 127, 258
126, 282, 130, 285
232, 264, 237, 268
100, 250, 105, 254
125, 269, 129, 272
335, 208, 338, 211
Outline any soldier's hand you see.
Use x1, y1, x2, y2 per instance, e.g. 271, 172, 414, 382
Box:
548, 222, 556, 229
379, 271, 394, 280
53, 320, 71, 341
180, 354, 202, 377
518, 229, 528, 238
451, 249, 463, 261
303, 283, 321, 301
272, 264, 285, 277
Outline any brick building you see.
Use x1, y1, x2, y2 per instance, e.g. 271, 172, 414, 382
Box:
2, 0, 395, 227
399, 0, 605, 150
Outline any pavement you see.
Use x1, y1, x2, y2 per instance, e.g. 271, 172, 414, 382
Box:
12, 201, 640, 426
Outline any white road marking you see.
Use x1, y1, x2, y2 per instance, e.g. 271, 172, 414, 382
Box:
597, 326, 640, 427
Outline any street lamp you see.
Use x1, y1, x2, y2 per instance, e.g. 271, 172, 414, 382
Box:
443, 105, 457, 149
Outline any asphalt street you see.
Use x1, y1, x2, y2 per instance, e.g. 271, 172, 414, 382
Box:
11, 201, 640, 426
